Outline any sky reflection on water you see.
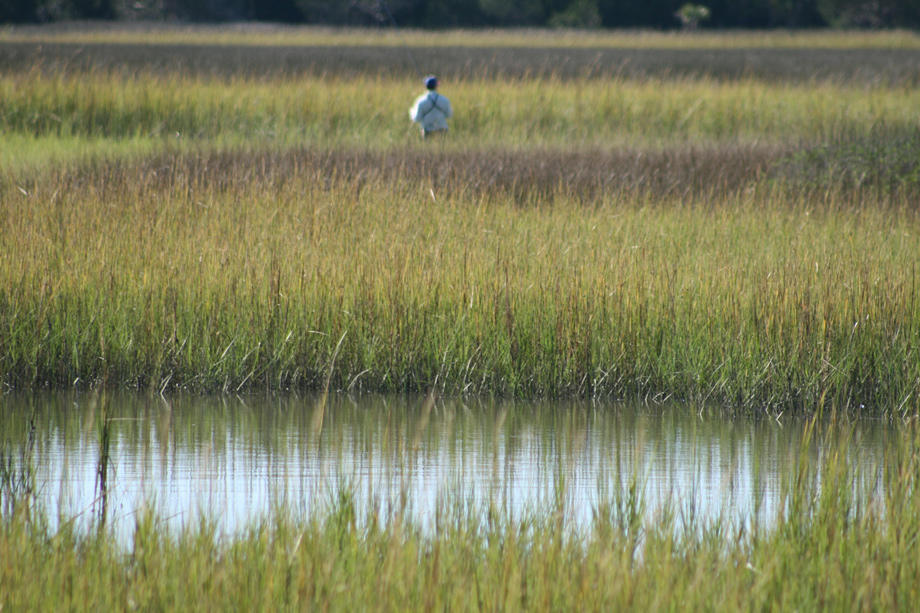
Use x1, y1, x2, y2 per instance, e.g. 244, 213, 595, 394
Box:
1, 391, 891, 539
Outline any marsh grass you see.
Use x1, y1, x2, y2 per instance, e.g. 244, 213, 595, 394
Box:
776, 123, 920, 197
1, 415, 919, 611
14, 144, 786, 202
2, 70, 918, 154
2, 146, 920, 411
0, 415, 36, 521
9, 39, 920, 84
5, 24, 920, 49
1, 31, 920, 412
4, 27, 920, 85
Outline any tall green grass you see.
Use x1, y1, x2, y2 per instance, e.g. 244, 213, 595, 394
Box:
2, 71, 918, 154
2, 148, 919, 411
2, 417, 919, 611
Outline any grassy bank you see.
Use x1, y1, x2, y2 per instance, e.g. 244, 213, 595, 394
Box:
1, 30, 919, 412
2, 416, 919, 611
2, 147, 919, 410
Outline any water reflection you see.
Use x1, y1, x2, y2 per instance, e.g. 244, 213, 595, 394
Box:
0, 391, 891, 537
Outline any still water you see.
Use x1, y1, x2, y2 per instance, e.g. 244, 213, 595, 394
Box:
1, 391, 892, 537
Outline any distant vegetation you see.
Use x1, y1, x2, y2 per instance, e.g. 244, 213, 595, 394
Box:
4, 0, 920, 29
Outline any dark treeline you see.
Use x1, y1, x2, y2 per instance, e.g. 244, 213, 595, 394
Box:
2, 0, 920, 29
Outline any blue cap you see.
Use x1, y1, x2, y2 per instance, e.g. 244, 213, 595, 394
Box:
424, 75, 438, 90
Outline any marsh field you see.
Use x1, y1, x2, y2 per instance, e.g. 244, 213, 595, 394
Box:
2, 25, 920, 610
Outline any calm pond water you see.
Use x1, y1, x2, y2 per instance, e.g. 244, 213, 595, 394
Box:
1, 391, 892, 538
